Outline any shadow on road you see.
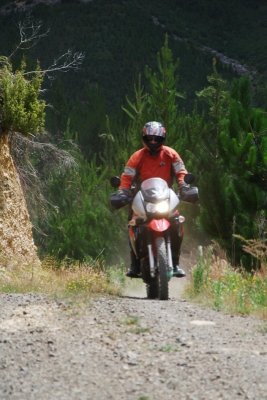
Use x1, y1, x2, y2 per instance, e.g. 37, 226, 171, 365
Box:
122, 276, 189, 300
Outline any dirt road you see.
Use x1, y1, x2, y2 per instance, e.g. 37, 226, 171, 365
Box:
0, 272, 266, 400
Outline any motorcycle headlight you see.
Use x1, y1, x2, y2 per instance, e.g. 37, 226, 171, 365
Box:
146, 200, 169, 214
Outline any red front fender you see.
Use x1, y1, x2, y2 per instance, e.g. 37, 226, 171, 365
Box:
147, 218, 170, 232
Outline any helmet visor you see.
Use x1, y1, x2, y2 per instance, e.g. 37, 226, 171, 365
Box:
143, 135, 165, 144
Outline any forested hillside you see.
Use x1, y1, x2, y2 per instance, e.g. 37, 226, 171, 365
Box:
0, 0, 266, 268
0, 0, 267, 155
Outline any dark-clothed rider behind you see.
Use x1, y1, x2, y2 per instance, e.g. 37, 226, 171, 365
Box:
118, 121, 188, 278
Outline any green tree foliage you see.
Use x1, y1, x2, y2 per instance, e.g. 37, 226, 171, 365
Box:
144, 34, 184, 136
120, 76, 149, 153
0, 57, 45, 135
38, 37, 189, 262
193, 70, 267, 267
38, 130, 127, 261
48, 82, 107, 159
34, 37, 266, 271
120, 35, 188, 157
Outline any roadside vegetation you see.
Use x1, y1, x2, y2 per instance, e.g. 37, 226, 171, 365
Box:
187, 239, 267, 319
0, 256, 125, 299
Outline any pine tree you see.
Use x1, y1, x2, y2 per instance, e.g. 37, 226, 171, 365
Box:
193, 69, 266, 268
144, 34, 184, 145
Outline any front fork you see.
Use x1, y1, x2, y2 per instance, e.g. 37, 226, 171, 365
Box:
146, 229, 173, 278
129, 215, 184, 279
128, 225, 165, 278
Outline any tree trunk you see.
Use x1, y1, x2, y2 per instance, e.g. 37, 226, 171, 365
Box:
0, 133, 40, 267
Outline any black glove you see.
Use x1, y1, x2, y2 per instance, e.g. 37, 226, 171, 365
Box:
179, 184, 190, 197
110, 189, 132, 210
179, 185, 199, 204
117, 189, 132, 197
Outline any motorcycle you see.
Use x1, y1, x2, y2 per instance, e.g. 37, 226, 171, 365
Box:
110, 174, 198, 300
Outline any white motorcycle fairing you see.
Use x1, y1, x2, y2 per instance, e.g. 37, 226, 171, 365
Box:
132, 178, 179, 221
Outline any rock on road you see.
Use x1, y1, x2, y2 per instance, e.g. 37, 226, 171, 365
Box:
0, 278, 266, 400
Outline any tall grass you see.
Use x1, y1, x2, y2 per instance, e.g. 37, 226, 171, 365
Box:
0, 256, 125, 300
187, 241, 267, 319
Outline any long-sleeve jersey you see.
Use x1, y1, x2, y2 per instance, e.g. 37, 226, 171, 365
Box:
119, 145, 187, 190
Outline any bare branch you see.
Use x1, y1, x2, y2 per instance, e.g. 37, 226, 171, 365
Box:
9, 18, 50, 59
23, 50, 85, 77
6, 18, 84, 77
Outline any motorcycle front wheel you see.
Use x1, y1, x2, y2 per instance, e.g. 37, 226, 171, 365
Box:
155, 236, 169, 300
146, 279, 159, 299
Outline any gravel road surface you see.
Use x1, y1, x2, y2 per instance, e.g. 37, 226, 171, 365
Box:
0, 273, 266, 400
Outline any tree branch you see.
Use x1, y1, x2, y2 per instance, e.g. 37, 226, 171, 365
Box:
23, 50, 85, 77
9, 18, 50, 59
8, 18, 85, 77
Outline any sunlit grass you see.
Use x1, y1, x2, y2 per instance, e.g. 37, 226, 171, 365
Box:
0, 256, 125, 300
186, 242, 267, 319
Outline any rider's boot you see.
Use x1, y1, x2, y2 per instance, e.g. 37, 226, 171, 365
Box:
172, 256, 186, 278
126, 250, 141, 278
173, 265, 186, 278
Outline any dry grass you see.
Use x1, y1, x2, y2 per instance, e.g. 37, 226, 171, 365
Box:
234, 234, 267, 271
0, 256, 124, 299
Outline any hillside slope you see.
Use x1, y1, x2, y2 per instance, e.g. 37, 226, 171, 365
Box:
0, 0, 266, 145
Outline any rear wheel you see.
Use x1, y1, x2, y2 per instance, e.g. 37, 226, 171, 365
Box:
156, 236, 169, 300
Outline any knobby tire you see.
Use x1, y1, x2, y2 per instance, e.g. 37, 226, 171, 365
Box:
146, 279, 159, 299
156, 236, 169, 300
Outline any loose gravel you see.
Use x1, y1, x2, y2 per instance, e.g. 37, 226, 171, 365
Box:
0, 281, 266, 400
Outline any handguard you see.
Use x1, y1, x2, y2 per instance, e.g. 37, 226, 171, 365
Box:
110, 190, 132, 210
179, 185, 199, 204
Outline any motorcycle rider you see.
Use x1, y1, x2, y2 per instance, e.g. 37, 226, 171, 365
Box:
118, 121, 189, 278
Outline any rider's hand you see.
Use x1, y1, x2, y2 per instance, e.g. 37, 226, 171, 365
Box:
179, 184, 199, 203
110, 189, 132, 210
117, 189, 132, 199
178, 184, 190, 199
117, 188, 133, 203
